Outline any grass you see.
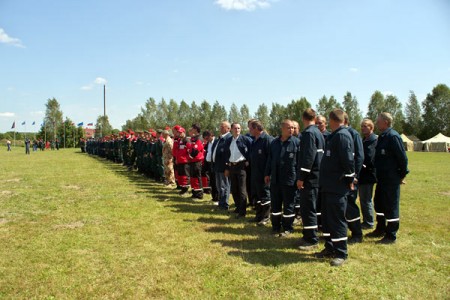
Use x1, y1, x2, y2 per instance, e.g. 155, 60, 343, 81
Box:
0, 147, 449, 299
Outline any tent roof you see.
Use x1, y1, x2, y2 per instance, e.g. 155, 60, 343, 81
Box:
406, 135, 421, 142
401, 133, 414, 143
423, 133, 450, 143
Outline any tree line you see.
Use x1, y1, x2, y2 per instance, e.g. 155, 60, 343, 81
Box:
122, 83, 449, 139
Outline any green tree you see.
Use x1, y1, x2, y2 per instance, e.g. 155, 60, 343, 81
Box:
166, 99, 179, 127
403, 91, 422, 136
210, 101, 228, 134
342, 91, 363, 132
190, 101, 203, 128
39, 98, 63, 141
367, 91, 385, 122
200, 100, 213, 131
285, 97, 311, 129
316, 95, 341, 118
239, 104, 251, 132
421, 83, 450, 139
177, 100, 191, 129
254, 103, 270, 131
228, 103, 241, 124
95, 115, 113, 137
268, 103, 287, 136
384, 94, 404, 133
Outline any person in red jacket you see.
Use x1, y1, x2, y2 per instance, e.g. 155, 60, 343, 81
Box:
172, 125, 181, 189
175, 127, 190, 195
187, 124, 205, 199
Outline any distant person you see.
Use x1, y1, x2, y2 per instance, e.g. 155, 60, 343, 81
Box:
316, 115, 330, 140
358, 119, 377, 229
6, 140, 11, 151
368, 112, 409, 244
25, 138, 31, 155
55, 138, 60, 150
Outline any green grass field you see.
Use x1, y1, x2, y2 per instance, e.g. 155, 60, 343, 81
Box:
0, 147, 449, 299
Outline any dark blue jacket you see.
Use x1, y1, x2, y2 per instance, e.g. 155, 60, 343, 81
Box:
224, 134, 252, 168
297, 125, 325, 188
319, 126, 355, 195
211, 132, 232, 173
264, 135, 300, 186
250, 132, 274, 180
346, 126, 364, 179
375, 127, 409, 184
359, 133, 377, 184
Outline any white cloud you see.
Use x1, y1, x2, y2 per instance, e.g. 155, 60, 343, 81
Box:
81, 85, 93, 91
349, 67, 359, 73
0, 112, 15, 118
0, 28, 24, 48
216, 0, 272, 11
30, 111, 44, 117
94, 77, 107, 85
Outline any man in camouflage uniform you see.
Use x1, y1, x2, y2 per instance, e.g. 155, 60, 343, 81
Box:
162, 130, 175, 185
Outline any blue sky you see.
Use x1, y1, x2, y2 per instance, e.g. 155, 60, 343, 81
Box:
1, 0, 449, 132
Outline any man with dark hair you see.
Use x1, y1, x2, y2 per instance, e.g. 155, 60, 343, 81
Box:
203, 130, 218, 201
368, 112, 408, 244
187, 124, 204, 199
344, 113, 365, 244
174, 127, 190, 195
316, 109, 355, 267
297, 108, 325, 250
224, 123, 252, 218
211, 121, 232, 211
265, 119, 300, 237
248, 119, 273, 225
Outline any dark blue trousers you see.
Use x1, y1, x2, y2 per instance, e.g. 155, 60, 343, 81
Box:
374, 183, 400, 240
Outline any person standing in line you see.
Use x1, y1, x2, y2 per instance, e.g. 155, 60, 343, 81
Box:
248, 119, 273, 226
264, 119, 300, 237
315, 109, 355, 267
224, 123, 252, 218
202, 130, 218, 201
359, 119, 378, 229
297, 108, 325, 250
187, 124, 205, 199
162, 130, 176, 186
211, 121, 232, 211
367, 112, 408, 244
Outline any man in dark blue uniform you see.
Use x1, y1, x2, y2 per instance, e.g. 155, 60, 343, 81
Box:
248, 119, 273, 225
368, 112, 408, 244
316, 109, 355, 267
264, 119, 300, 237
315, 114, 330, 231
344, 113, 365, 244
297, 108, 325, 250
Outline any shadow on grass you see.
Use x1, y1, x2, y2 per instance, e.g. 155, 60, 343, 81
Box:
84, 153, 312, 266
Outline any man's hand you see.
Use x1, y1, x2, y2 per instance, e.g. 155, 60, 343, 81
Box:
401, 178, 407, 184
224, 170, 229, 177
297, 180, 304, 190
349, 182, 355, 191
264, 176, 270, 185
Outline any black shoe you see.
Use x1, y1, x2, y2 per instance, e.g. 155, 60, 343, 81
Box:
314, 248, 334, 259
377, 236, 396, 244
361, 223, 374, 230
366, 229, 385, 238
330, 257, 346, 267
298, 239, 319, 251
348, 236, 363, 244
179, 187, 189, 195
278, 231, 292, 238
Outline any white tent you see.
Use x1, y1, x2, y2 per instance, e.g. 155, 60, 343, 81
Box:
400, 134, 414, 151
422, 133, 450, 152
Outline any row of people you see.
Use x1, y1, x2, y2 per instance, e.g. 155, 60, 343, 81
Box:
85, 109, 408, 267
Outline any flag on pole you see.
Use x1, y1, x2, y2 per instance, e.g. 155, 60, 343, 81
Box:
32, 121, 36, 125
87, 122, 94, 126
21, 121, 26, 125
77, 122, 84, 126
11, 121, 15, 129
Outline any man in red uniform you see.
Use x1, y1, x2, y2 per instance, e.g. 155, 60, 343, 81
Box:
174, 127, 190, 195
187, 124, 205, 199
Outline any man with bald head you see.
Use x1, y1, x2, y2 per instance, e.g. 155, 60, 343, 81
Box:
211, 121, 232, 211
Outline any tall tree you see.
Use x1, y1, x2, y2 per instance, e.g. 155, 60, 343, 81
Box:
177, 100, 191, 129
200, 100, 213, 131
166, 99, 179, 127
384, 94, 404, 133
240, 104, 251, 128
210, 101, 228, 134
367, 91, 385, 122
285, 97, 311, 128
228, 103, 241, 124
254, 103, 270, 131
342, 91, 363, 132
268, 103, 287, 136
421, 83, 450, 139
95, 115, 113, 137
316, 95, 341, 118
41, 98, 63, 141
403, 91, 422, 136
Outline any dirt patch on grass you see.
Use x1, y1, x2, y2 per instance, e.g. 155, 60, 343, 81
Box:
62, 185, 81, 190
1, 191, 14, 197
0, 218, 8, 225
439, 191, 450, 196
5, 178, 21, 183
54, 221, 84, 229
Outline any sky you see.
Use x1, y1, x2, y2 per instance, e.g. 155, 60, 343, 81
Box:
1, 0, 449, 133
